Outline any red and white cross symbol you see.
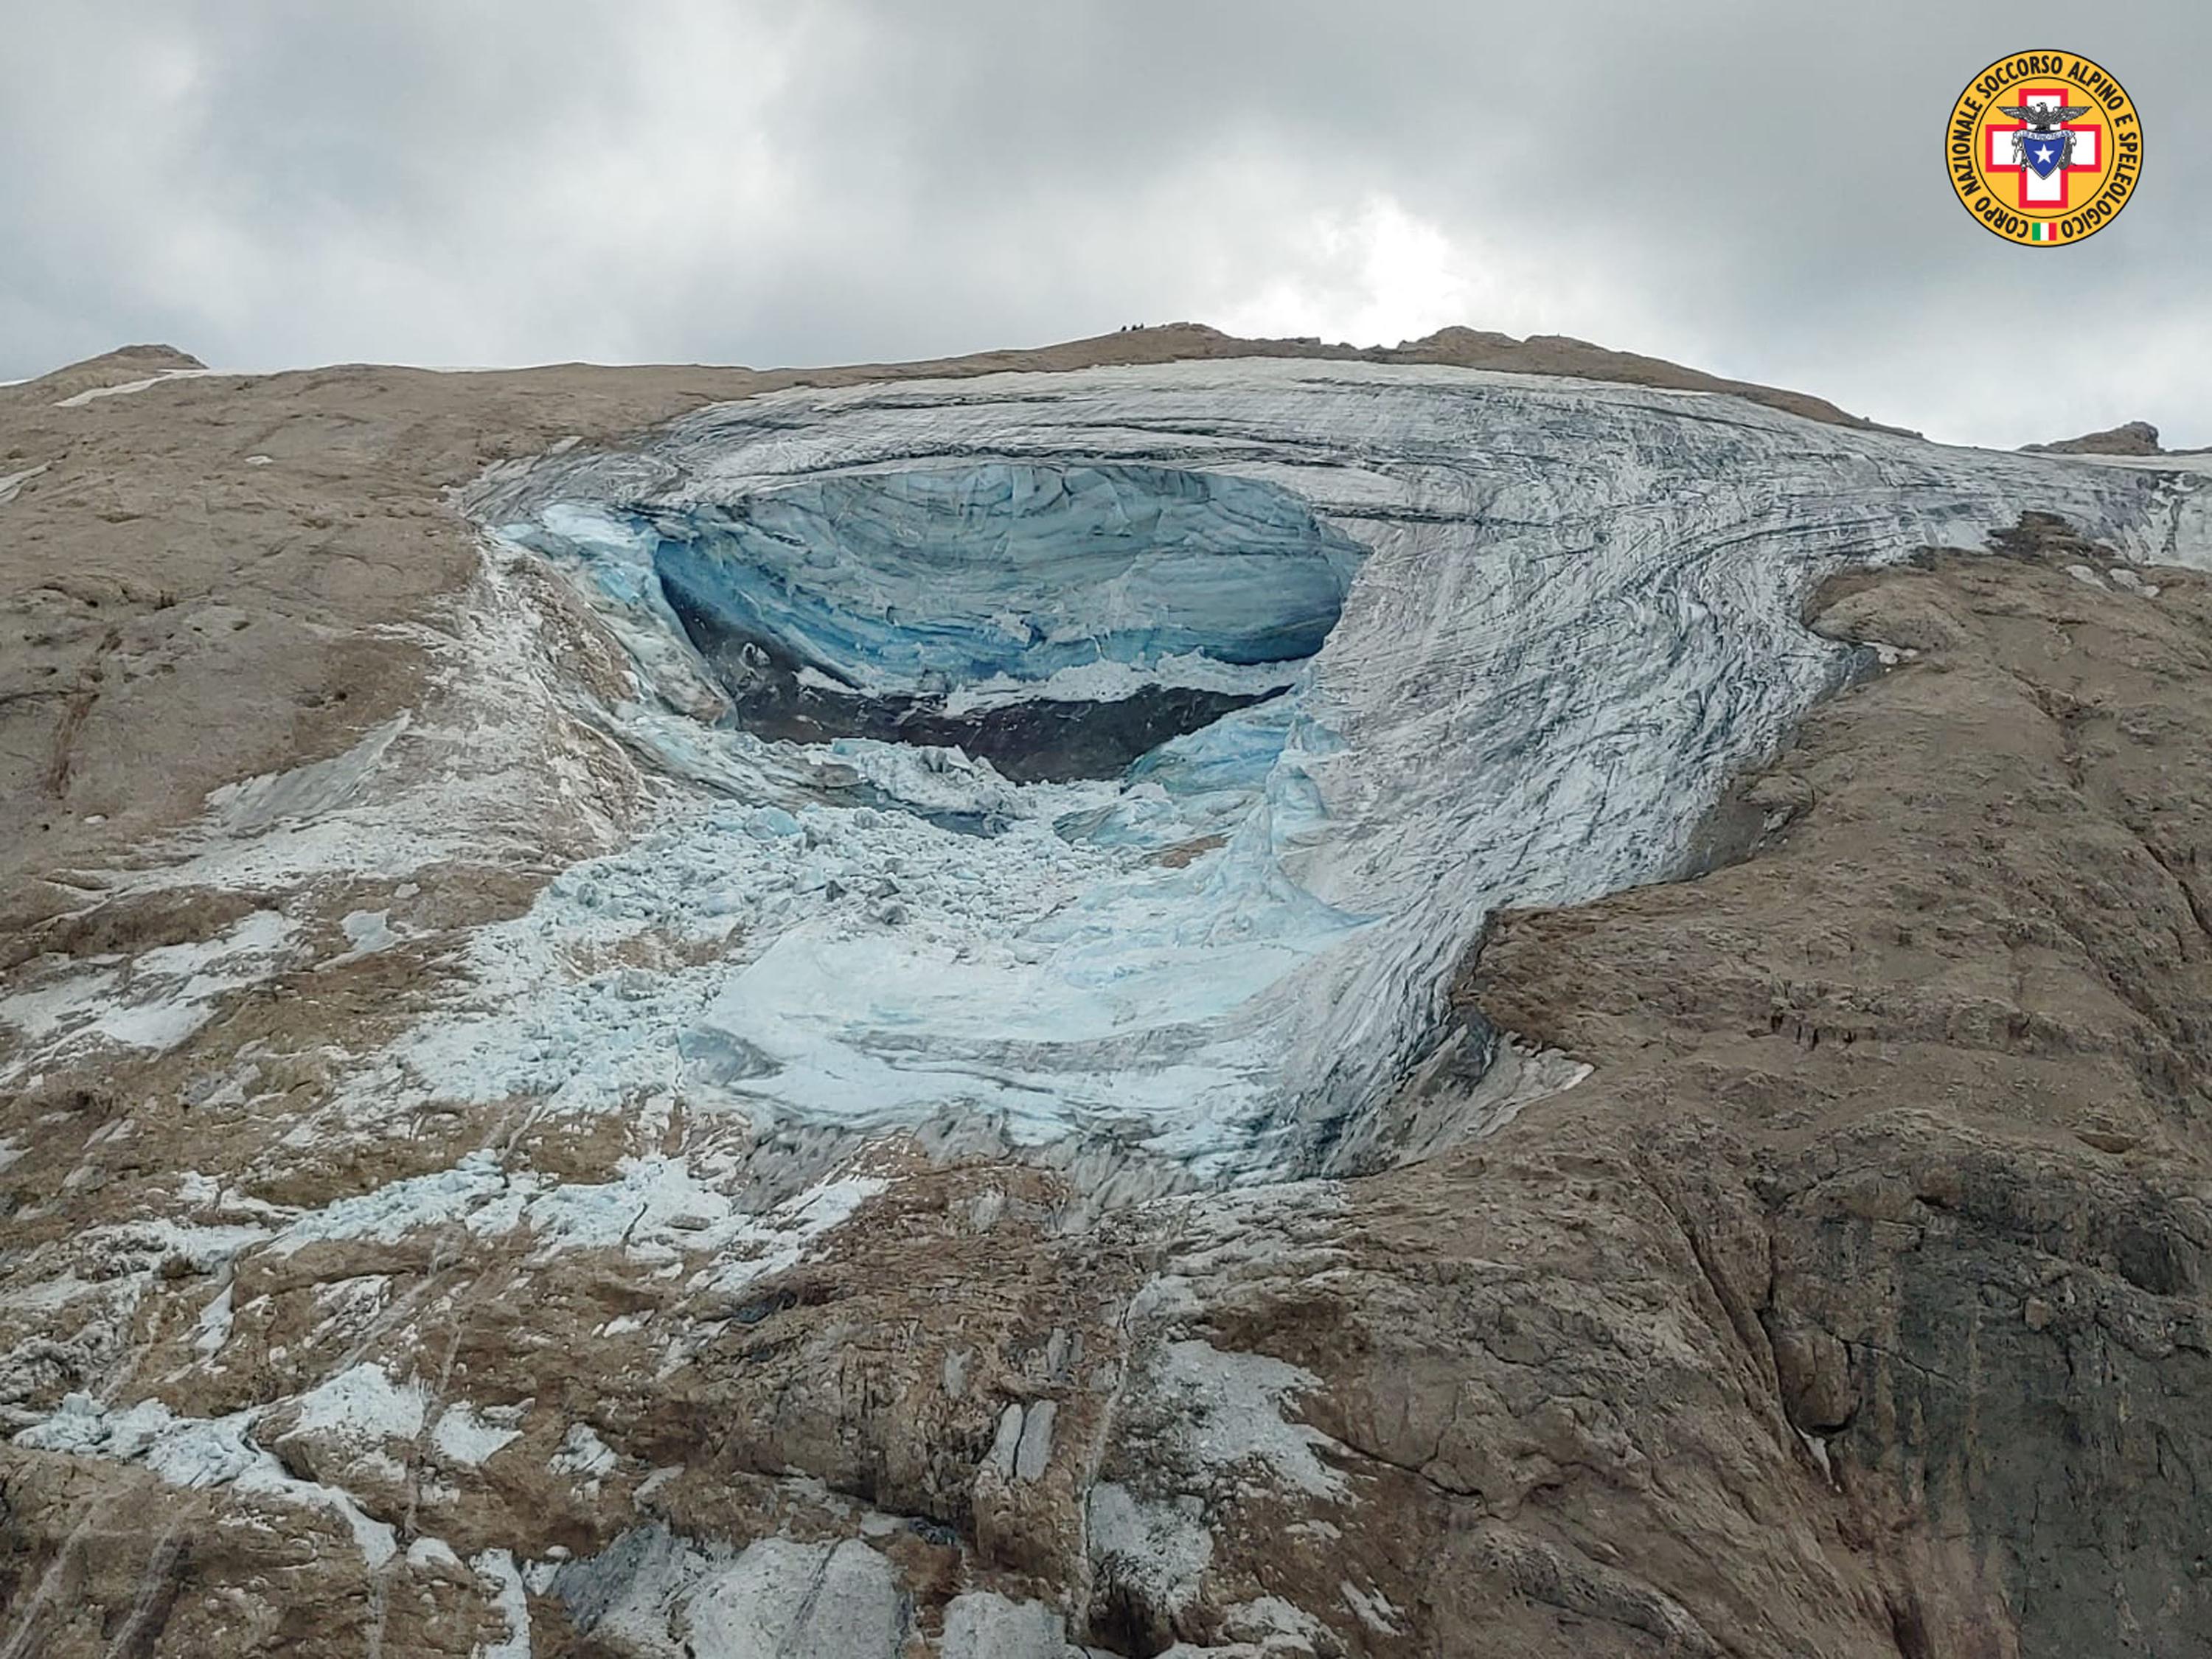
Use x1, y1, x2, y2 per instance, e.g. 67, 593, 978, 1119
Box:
1986, 88, 2102, 209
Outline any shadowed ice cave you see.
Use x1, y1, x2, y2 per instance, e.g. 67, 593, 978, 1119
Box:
651, 464, 1366, 780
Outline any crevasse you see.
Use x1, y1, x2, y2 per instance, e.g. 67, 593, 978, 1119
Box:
431, 359, 2207, 1188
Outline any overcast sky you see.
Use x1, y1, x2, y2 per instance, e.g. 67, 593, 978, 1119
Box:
1, 1, 2203, 446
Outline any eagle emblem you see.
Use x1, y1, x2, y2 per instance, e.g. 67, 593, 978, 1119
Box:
1999, 102, 2090, 178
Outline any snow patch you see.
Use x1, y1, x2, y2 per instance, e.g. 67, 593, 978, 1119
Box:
473, 1548, 534, 1658
342, 908, 399, 951
0, 462, 47, 504
551, 1422, 618, 1487
1340, 1580, 1403, 1635
0, 908, 298, 1076
1087, 1482, 1214, 1624
116, 546, 634, 914
54, 367, 225, 407
206, 716, 410, 835
291, 1361, 427, 1445
13, 1394, 399, 1568
261, 1154, 884, 1284
409, 1535, 463, 1570
193, 1282, 237, 1360
434, 1402, 522, 1467
551, 1528, 908, 1659
265, 1152, 516, 1253
1149, 1339, 1346, 1499
319, 907, 403, 969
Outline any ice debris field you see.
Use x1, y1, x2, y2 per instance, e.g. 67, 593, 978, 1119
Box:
367, 362, 2212, 1180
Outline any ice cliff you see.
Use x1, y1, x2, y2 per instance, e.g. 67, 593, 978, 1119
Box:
435, 359, 2205, 1188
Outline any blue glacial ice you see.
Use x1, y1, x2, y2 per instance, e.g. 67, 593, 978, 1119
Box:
650, 463, 1366, 696
510, 465, 1368, 787
421, 358, 2210, 1188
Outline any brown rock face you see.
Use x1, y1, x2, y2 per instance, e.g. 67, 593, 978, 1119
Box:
1, 333, 2208, 1657
2022, 418, 2163, 455
1463, 531, 2212, 1655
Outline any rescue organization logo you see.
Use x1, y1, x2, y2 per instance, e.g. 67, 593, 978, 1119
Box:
1947, 52, 2142, 246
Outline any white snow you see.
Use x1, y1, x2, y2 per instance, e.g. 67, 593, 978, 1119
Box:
0, 967, 120, 1043
1149, 1339, 1346, 1499
290, 1360, 427, 1444
13, 1394, 399, 1568
1340, 1580, 1404, 1636
0, 908, 299, 1078
1014, 1399, 1057, 1482
319, 907, 403, 969
1086, 1483, 1214, 1624
193, 1283, 237, 1359
77, 549, 632, 945
543, 1529, 907, 1658
409, 1535, 463, 1570
341, 909, 398, 950
939, 650, 1301, 716
264, 1151, 515, 1252
433, 1402, 522, 1467
473, 1548, 535, 1658
0, 462, 47, 504
986, 1403, 1024, 1478
260, 1152, 883, 1281
550, 1422, 618, 1486
207, 715, 411, 835
1222, 1595, 1329, 1649
54, 367, 225, 407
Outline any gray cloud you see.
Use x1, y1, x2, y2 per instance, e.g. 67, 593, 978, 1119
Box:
1, 0, 2204, 445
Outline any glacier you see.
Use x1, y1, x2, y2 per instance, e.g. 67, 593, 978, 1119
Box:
417, 358, 2209, 1189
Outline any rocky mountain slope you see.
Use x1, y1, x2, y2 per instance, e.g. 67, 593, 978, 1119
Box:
1, 333, 2209, 1658
2023, 420, 2168, 457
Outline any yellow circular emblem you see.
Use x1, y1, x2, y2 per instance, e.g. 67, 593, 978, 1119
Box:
1946, 51, 2142, 246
